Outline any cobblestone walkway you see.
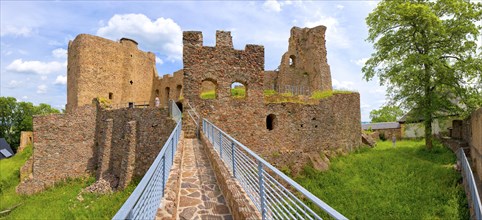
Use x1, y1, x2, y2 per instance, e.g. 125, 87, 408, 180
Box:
176, 139, 232, 220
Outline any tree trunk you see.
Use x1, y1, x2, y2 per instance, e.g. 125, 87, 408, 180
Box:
424, 116, 433, 150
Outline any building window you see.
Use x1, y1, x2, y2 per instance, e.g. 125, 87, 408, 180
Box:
266, 114, 276, 131
109, 92, 113, 100
231, 82, 246, 98
165, 87, 170, 105
176, 85, 182, 99
155, 89, 159, 96
200, 79, 217, 100
289, 55, 296, 67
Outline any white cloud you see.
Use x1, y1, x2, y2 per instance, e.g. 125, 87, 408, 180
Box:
41, 76, 47, 80
52, 48, 67, 59
336, 4, 344, 10
7, 80, 22, 89
332, 79, 355, 90
97, 14, 182, 61
155, 56, 163, 65
304, 15, 350, 48
0, 25, 33, 37
263, 0, 282, 12
353, 58, 369, 67
37, 84, 47, 94
6, 59, 66, 75
54, 75, 67, 85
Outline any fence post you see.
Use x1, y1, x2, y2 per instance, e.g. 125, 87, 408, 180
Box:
258, 160, 266, 220
232, 142, 236, 178
219, 133, 223, 159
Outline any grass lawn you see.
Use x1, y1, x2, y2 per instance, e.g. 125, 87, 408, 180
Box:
295, 139, 468, 219
0, 145, 136, 219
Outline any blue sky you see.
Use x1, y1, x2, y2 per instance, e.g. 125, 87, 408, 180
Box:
1, 0, 387, 121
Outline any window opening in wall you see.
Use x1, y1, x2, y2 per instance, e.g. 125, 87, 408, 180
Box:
155, 89, 159, 96
176, 85, 182, 99
266, 114, 276, 130
231, 82, 246, 98
289, 55, 296, 67
165, 87, 170, 106
176, 101, 183, 112
109, 92, 113, 100
200, 80, 217, 100
130, 80, 133, 85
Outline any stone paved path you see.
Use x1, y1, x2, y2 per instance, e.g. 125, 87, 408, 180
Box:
176, 139, 232, 220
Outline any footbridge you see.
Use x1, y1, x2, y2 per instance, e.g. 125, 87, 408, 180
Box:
113, 101, 348, 220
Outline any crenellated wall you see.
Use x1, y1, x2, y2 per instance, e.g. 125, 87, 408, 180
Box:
183, 29, 361, 174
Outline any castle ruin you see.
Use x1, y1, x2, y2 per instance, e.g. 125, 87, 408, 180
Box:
17, 26, 361, 194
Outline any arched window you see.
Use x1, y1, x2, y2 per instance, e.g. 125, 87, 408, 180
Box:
200, 79, 217, 99
155, 89, 159, 97
176, 85, 182, 99
231, 82, 246, 98
266, 114, 276, 130
289, 55, 296, 67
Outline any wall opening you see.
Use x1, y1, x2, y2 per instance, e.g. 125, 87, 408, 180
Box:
155, 89, 159, 97
165, 87, 170, 106
200, 79, 217, 100
266, 114, 276, 131
176, 85, 182, 100
109, 92, 113, 100
231, 82, 246, 98
176, 101, 183, 112
289, 55, 296, 67
130, 80, 133, 85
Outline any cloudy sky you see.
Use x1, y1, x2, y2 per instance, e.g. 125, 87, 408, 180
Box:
1, 1, 386, 121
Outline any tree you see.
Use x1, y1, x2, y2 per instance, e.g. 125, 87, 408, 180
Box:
363, 0, 482, 149
0, 97, 60, 151
370, 105, 404, 123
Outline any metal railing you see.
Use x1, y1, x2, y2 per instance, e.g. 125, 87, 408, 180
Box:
202, 119, 347, 220
457, 148, 482, 220
113, 101, 182, 220
272, 85, 311, 96
186, 102, 201, 138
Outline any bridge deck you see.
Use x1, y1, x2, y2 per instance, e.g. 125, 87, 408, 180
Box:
176, 138, 232, 220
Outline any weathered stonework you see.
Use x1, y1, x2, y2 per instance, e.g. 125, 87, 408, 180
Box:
17, 103, 176, 194
18, 131, 33, 152
183, 28, 361, 174
22, 25, 362, 194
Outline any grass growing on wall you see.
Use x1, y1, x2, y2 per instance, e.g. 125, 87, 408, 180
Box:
231, 87, 246, 98
0, 145, 136, 219
200, 90, 216, 99
295, 139, 468, 219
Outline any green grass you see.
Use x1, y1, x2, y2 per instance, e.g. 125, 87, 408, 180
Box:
0, 145, 136, 219
263, 89, 277, 96
200, 90, 216, 99
231, 87, 246, 98
295, 139, 468, 219
311, 90, 355, 100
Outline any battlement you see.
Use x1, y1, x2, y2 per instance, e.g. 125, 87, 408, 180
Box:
183, 31, 203, 47
216, 31, 232, 48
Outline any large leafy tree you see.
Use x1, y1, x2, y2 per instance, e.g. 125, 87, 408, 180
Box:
0, 97, 60, 151
370, 105, 405, 123
363, 0, 482, 149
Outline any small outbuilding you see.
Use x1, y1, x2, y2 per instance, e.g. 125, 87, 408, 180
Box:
0, 138, 15, 159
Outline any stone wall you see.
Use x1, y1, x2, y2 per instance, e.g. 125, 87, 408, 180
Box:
17, 105, 97, 194
66, 35, 157, 112
17, 131, 33, 152
152, 70, 184, 108
17, 103, 176, 194
183, 29, 361, 174
96, 107, 176, 187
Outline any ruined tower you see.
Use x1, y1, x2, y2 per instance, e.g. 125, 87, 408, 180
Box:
277, 26, 332, 92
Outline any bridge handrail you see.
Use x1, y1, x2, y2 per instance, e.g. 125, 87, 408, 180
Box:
113, 101, 182, 220
457, 148, 482, 219
203, 119, 348, 220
